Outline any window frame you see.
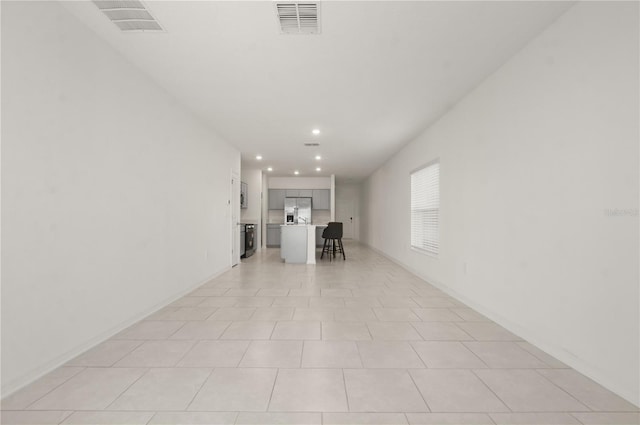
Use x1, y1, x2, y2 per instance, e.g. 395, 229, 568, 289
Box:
410, 159, 440, 257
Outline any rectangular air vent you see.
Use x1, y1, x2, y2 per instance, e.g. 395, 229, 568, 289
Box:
276, 2, 320, 34
304, 143, 320, 147
93, 0, 164, 32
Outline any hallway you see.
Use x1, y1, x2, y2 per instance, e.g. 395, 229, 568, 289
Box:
2, 243, 638, 425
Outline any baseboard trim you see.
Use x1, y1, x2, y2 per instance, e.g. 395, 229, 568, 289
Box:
363, 241, 640, 407
1, 266, 231, 399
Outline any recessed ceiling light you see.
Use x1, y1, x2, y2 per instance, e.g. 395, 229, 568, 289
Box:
312, 129, 320, 135
256, 155, 262, 160
294, 170, 300, 175
316, 167, 321, 172
267, 167, 273, 172
315, 155, 322, 160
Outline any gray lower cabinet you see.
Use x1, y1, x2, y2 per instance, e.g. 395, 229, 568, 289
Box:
268, 189, 286, 210
316, 226, 326, 247
266, 224, 281, 247
312, 189, 330, 210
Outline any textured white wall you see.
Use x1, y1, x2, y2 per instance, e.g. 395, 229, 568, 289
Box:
361, 2, 639, 405
268, 176, 331, 189
241, 167, 263, 249
335, 183, 362, 241
1, 1, 240, 395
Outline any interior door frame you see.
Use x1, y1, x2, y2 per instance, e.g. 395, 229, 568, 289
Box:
231, 170, 240, 267
336, 199, 355, 240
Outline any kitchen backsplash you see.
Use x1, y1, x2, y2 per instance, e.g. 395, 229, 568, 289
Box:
268, 209, 330, 224
267, 210, 282, 223
313, 210, 331, 224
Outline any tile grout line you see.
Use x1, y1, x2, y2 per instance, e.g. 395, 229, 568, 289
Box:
184, 368, 215, 411
216, 320, 235, 340
516, 341, 570, 369
268, 321, 278, 340
406, 368, 432, 413
17, 367, 87, 411
53, 409, 74, 425
172, 340, 200, 368
364, 321, 375, 340
407, 342, 429, 369
450, 321, 476, 341
485, 412, 499, 425
568, 412, 593, 425
340, 368, 351, 412
145, 411, 158, 425
353, 340, 366, 369
265, 368, 280, 413
459, 341, 492, 369
231, 411, 240, 425
447, 307, 466, 322
408, 321, 426, 341
165, 321, 190, 340
103, 367, 151, 411
235, 340, 253, 367
468, 368, 513, 413
531, 368, 594, 411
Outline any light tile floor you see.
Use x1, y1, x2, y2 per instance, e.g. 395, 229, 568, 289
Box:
2, 242, 639, 425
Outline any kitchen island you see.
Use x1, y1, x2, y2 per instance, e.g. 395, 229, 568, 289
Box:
280, 224, 319, 264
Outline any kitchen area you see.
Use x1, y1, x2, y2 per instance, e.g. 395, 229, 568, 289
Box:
240, 168, 361, 264
240, 171, 336, 264
267, 187, 330, 264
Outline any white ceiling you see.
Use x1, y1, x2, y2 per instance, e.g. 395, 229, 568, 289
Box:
63, 1, 574, 181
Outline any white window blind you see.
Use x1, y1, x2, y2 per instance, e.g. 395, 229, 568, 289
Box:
411, 161, 440, 255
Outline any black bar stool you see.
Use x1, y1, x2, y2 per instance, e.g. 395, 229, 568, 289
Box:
321, 222, 346, 261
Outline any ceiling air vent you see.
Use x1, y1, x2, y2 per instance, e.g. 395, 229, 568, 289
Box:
276, 2, 320, 35
93, 0, 164, 32
304, 143, 320, 147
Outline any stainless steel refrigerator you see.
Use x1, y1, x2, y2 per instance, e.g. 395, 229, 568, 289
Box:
284, 197, 312, 224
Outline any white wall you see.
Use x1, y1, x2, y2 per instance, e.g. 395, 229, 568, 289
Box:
241, 167, 263, 249
335, 182, 362, 241
268, 176, 331, 189
1, 1, 240, 395
361, 2, 639, 405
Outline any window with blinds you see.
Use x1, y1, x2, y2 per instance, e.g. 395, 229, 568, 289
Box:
411, 161, 440, 255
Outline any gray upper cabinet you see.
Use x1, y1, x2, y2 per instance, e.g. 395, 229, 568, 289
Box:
269, 188, 330, 210
312, 189, 330, 210
268, 189, 286, 210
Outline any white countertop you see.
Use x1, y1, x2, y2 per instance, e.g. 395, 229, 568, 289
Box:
280, 223, 328, 227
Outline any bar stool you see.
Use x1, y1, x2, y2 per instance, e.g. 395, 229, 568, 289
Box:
321, 222, 345, 261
